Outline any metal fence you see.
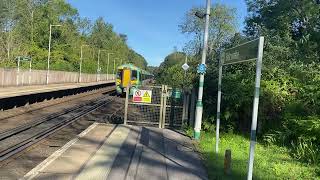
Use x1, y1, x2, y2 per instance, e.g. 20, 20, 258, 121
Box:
0, 67, 115, 87
124, 85, 187, 128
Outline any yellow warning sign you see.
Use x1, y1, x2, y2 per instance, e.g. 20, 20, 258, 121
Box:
143, 91, 150, 97
133, 90, 152, 103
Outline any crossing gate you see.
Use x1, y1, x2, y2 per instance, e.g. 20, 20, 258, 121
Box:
124, 85, 185, 128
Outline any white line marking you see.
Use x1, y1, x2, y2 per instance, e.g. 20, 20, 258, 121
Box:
21, 123, 99, 180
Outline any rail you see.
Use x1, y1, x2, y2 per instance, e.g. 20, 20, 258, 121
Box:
0, 89, 115, 162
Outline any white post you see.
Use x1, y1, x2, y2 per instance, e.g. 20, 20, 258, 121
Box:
16, 57, 20, 86
215, 54, 223, 153
194, 0, 211, 140
46, 25, 52, 85
124, 84, 130, 125
79, 45, 84, 83
29, 60, 32, 85
159, 85, 164, 128
46, 24, 61, 85
97, 49, 100, 82
113, 59, 116, 79
247, 37, 264, 180
107, 53, 110, 80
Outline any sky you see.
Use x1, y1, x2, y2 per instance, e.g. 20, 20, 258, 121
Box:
67, 0, 247, 66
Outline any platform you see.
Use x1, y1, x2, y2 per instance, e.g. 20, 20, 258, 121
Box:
0, 80, 115, 100
23, 123, 208, 180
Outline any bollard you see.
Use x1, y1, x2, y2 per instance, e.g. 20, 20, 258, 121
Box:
224, 149, 232, 175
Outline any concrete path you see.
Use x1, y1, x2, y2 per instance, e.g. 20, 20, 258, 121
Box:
23, 123, 208, 180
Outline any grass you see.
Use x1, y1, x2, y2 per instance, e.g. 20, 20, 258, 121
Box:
189, 131, 319, 180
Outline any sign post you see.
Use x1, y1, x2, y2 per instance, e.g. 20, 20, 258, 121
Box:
216, 37, 265, 180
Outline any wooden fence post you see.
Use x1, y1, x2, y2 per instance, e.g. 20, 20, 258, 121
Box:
224, 149, 232, 175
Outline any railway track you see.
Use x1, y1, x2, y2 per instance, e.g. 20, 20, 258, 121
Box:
0, 90, 116, 162
0, 85, 115, 122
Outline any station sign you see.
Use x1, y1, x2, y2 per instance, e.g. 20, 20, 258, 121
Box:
133, 89, 152, 103
222, 38, 259, 65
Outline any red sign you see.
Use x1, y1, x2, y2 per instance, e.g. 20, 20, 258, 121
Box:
133, 96, 142, 101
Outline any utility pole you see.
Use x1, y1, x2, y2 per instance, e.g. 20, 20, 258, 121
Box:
107, 52, 113, 80
79, 45, 88, 83
97, 49, 101, 82
113, 59, 115, 77
194, 0, 211, 140
46, 24, 61, 85
113, 58, 118, 79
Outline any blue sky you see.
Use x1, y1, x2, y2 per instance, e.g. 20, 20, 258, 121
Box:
67, 0, 247, 66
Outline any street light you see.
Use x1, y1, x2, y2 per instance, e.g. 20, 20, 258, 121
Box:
97, 49, 109, 82
79, 44, 89, 83
113, 58, 119, 77
46, 24, 62, 85
107, 52, 114, 80
194, 0, 211, 140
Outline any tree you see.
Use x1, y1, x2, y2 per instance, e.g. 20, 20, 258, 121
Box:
127, 49, 147, 69
0, 1, 147, 74
179, 4, 237, 57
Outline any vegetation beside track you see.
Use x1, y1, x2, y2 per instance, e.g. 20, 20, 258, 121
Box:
185, 129, 319, 180
0, 0, 147, 72
156, 1, 320, 178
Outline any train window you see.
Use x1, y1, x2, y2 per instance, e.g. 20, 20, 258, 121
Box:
117, 70, 123, 79
139, 72, 142, 81
132, 70, 137, 80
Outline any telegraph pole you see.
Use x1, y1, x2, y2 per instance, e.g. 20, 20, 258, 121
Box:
79, 45, 89, 83
46, 24, 61, 85
194, 0, 211, 140
97, 49, 101, 82
107, 52, 113, 80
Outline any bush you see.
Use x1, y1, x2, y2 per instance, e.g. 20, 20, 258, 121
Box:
263, 114, 320, 164
291, 138, 319, 165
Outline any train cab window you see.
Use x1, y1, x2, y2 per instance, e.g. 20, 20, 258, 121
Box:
117, 70, 123, 79
132, 70, 137, 80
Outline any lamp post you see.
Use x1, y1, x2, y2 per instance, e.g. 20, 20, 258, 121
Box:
79, 44, 89, 83
113, 58, 119, 79
194, 0, 211, 140
46, 24, 61, 85
97, 49, 108, 82
107, 52, 113, 80
97, 49, 101, 82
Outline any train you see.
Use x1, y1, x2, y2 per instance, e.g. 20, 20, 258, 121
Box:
116, 64, 153, 95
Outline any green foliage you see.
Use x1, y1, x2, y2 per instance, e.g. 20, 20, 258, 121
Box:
0, 0, 147, 72
179, 4, 237, 55
168, 0, 320, 173
156, 51, 197, 88
291, 138, 319, 165
127, 49, 147, 69
197, 131, 318, 180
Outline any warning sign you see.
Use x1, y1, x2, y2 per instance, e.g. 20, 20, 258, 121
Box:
133, 89, 152, 103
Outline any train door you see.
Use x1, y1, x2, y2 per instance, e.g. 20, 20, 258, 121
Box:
122, 68, 131, 87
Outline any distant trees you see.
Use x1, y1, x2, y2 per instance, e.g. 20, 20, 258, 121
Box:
156, 4, 237, 88
0, 0, 147, 72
